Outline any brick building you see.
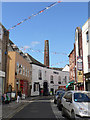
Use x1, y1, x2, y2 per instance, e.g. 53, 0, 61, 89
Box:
44, 40, 49, 67
0, 23, 9, 94
68, 48, 76, 90
75, 27, 84, 90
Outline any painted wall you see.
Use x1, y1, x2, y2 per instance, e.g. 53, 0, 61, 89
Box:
82, 19, 90, 74
31, 64, 69, 96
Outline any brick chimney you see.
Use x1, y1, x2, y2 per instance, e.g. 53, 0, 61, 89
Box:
44, 40, 49, 67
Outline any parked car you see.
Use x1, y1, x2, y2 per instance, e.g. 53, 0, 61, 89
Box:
57, 91, 65, 110
61, 91, 90, 119
54, 89, 65, 104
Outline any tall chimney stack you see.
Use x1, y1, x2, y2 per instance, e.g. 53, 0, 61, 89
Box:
44, 40, 49, 67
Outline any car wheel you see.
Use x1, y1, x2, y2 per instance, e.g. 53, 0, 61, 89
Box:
71, 111, 76, 120
61, 107, 65, 117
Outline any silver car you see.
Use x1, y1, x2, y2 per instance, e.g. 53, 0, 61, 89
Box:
61, 91, 90, 119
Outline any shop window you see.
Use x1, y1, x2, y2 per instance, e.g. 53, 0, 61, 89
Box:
33, 83, 39, 92
38, 70, 42, 80
58, 76, 61, 84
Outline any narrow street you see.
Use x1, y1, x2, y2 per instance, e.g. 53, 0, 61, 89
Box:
9, 96, 67, 119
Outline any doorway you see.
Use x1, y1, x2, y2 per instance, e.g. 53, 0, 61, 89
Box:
43, 82, 48, 96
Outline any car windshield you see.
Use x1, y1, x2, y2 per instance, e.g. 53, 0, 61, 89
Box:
74, 92, 90, 102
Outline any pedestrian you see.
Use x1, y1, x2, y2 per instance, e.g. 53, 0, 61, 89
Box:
41, 89, 43, 96
17, 95, 19, 103
17, 91, 20, 103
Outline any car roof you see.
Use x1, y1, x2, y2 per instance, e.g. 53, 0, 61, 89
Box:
66, 90, 90, 94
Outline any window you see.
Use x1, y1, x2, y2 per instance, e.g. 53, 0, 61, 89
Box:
50, 75, 54, 84
88, 55, 90, 69
38, 70, 42, 80
33, 83, 39, 92
86, 31, 89, 42
63, 92, 72, 101
58, 76, 61, 84
16, 63, 19, 74
19, 64, 22, 74
28, 70, 29, 77
0, 49, 2, 63
23, 66, 25, 75
26, 68, 27, 76
65, 76, 67, 84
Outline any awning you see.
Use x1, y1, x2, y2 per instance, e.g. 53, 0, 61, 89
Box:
66, 81, 74, 88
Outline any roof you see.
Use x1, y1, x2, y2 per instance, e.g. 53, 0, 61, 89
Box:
68, 49, 74, 57
66, 90, 90, 93
26, 53, 46, 67
49, 67, 63, 71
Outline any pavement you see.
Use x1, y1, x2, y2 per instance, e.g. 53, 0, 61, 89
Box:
1, 96, 53, 119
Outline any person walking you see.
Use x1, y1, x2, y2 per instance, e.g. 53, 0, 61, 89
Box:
17, 90, 21, 103
41, 89, 43, 96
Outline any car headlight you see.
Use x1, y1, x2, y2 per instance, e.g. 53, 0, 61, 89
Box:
79, 107, 88, 115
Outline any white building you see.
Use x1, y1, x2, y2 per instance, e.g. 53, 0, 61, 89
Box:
82, 18, 90, 91
31, 64, 69, 96
62, 64, 69, 72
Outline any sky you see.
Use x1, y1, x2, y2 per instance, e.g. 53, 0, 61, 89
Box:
2, 2, 88, 68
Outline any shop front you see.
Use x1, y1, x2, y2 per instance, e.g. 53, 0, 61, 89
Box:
20, 80, 28, 97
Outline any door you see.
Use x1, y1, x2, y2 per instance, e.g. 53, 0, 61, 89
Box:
43, 82, 48, 96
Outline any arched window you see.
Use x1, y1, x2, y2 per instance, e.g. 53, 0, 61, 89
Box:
50, 75, 54, 84
58, 76, 61, 84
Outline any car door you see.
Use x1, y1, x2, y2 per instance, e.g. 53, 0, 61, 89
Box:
65, 92, 73, 117
62, 92, 70, 115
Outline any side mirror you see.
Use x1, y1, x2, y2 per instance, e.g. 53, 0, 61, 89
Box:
66, 99, 72, 103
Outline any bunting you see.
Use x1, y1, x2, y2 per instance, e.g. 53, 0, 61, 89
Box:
20, 46, 68, 55
7, 1, 61, 31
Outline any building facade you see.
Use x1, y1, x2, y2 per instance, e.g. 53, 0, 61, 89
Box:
75, 27, 84, 90
68, 49, 76, 90
8, 51, 31, 97
31, 64, 69, 96
82, 18, 90, 91
0, 23, 9, 94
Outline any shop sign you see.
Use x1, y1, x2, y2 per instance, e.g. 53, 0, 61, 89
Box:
77, 57, 83, 71
77, 71, 83, 83
0, 71, 5, 77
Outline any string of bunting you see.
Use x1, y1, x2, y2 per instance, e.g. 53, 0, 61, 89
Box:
51, 60, 69, 66
20, 46, 68, 55
7, 1, 61, 31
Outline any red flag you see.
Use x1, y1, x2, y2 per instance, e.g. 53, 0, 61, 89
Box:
58, 1, 61, 3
